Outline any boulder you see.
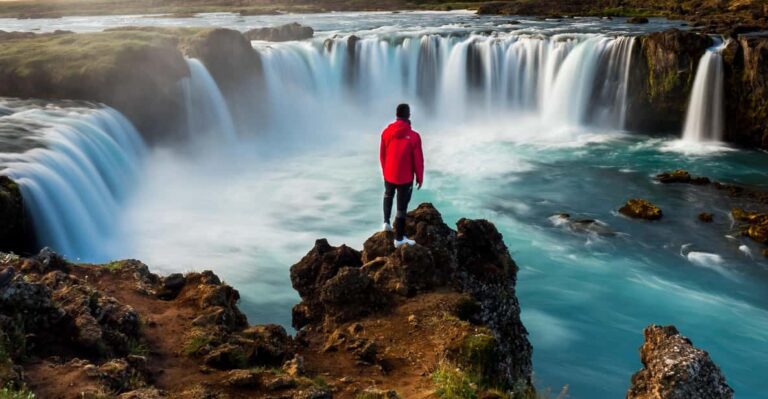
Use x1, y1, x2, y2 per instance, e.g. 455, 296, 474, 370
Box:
731, 208, 768, 244
628, 17, 649, 24
241, 324, 293, 366
319, 267, 386, 322
656, 170, 711, 185
362, 231, 395, 263
698, 212, 714, 223
627, 325, 733, 399
245, 23, 314, 42
619, 199, 663, 220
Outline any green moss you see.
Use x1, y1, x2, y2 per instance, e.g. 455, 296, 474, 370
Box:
182, 334, 213, 357
0, 387, 35, 399
432, 364, 477, 399
126, 337, 149, 357
458, 333, 497, 385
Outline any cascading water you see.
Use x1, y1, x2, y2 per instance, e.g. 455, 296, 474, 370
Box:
0, 102, 145, 261
682, 39, 726, 142
255, 33, 638, 133
181, 58, 239, 143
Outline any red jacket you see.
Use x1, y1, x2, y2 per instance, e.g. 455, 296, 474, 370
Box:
380, 119, 424, 185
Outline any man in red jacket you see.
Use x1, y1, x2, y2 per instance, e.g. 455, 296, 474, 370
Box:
380, 103, 424, 248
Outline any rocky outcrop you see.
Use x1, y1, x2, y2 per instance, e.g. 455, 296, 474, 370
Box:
627, 29, 712, 133
627, 324, 733, 399
722, 35, 768, 147
619, 199, 663, 220
245, 23, 314, 42
290, 203, 533, 394
181, 28, 264, 133
0, 176, 26, 253
0, 30, 189, 143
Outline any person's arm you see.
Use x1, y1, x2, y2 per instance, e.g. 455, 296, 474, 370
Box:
379, 132, 387, 174
413, 133, 424, 189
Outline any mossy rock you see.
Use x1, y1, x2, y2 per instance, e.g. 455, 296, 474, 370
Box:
457, 333, 498, 386
619, 199, 663, 220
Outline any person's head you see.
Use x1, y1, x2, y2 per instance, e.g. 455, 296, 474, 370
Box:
396, 103, 410, 120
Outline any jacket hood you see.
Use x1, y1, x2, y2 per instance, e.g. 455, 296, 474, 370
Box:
391, 119, 411, 138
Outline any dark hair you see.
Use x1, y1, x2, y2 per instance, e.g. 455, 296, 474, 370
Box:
396, 103, 410, 119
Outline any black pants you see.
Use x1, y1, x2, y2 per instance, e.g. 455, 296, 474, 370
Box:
383, 181, 413, 241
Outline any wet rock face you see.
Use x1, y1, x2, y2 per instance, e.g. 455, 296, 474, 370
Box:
627, 29, 712, 133
722, 35, 768, 147
619, 199, 663, 220
245, 23, 314, 42
289, 203, 533, 391
731, 208, 768, 244
656, 170, 711, 185
0, 177, 27, 253
627, 325, 733, 399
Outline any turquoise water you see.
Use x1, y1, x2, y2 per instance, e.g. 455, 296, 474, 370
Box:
121, 123, 768, 398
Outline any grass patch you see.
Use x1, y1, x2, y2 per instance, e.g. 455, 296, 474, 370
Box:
0, 386, 35, 399
433, 363, 477, 399
127, 337, 149, 357
181, 334, 213, 356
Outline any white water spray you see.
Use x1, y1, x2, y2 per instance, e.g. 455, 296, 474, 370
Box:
682, 40, 726, 142
181, 58, 239, 143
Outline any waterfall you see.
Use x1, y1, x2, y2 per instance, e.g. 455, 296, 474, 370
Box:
181, 58, 239, 143
0, 103, 145, 261
682, 40, 727, 142
254, 33, 639, 133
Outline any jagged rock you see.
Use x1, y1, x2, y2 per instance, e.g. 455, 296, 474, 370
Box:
266, 375, 298, 390
118, 389, 167, 399
157, 273, 185, 300
656, 170, 711, 185
319, 267, 386, 322
245, 23, 314, 42
359, 388, 400, 398
362, 231, 395, 263
282, 355, 305, 377
98, 358, 145, 392
241, 324, 293, 366
619, 199, 663, 220
203, 343, 248, 370
223, 369, 260, 388
290, 240, 364, 328
289, 203, 532, 391
178, 271, 247, 332
731, 208, 768, 244
627, 325, 733, 399
454, 218, 531, 389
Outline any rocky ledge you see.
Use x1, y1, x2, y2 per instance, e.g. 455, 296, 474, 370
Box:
0, 204, 735, 398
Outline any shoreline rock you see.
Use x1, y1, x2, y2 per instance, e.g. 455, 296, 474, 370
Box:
627, 324, 734, 399
619, 199, 663, 220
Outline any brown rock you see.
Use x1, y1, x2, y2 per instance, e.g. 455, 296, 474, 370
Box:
698, 212, 714, 223
223, 369, 260, 388
245, 23, 314, 42
627, 325, 733, 399
656, 170, 711, 185
619, 199, 663, 220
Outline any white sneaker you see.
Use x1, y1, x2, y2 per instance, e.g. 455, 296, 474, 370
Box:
394, 236, 416, 248
382, 222, 393, 232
